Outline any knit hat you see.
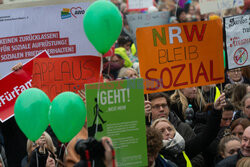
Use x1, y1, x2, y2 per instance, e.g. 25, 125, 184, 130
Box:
115, 47, 133, 67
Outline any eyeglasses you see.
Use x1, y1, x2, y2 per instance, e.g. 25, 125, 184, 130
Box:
152, 103, 168, 110
229, 69, 241, 73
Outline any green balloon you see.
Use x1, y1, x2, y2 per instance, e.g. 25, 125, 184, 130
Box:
49, 92, 86, 143
14, 88, 50, 141
83, 0, 122, 54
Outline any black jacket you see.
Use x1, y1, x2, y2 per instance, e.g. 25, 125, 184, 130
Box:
215, 150, 244, 167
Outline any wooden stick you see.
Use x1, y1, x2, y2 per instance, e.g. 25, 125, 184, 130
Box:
146, 94, 151, 123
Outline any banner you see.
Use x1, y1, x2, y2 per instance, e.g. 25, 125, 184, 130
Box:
0, 0, 98, 78
136, 20, 225, 94
199, 0, 244, 14
127, 0, 153, 11
224, 14, 250, 69
85, 78, 147, 167
32, 56, 101, 101
0, 51, 49, 122
126, 11, 170, 46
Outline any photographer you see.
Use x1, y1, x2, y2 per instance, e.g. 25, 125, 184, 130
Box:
74, 137, 116, 167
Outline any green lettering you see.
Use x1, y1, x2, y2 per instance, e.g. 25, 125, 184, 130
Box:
152, 27, 166, 46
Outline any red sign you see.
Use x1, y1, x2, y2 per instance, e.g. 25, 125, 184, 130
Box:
0, 51, 49, 122
103, 44, 115, 57
32, 56, 102, 101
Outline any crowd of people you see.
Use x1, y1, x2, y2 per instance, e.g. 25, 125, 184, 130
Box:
0, 0, 250, 167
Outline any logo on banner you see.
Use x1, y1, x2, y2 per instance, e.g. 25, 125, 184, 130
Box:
61, 8, 71, 19
234, 47, 248, 65
70, 7, 85, 18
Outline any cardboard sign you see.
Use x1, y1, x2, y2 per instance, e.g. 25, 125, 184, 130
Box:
136, 20, 225, 94
103, 44, 115, 58
85, 79, 147, 167
224, 14, 250, 69
126, 11, 170, 46
127, 0, 153, 11
0, 0, 98, 78
0, 51, 49, 122
199, 0, 244, 14
32, 56, 101, 101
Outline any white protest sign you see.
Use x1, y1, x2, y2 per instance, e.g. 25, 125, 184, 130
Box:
224, 14, 250, 69
199, 0, 244, 14
0, 0, 97, 78
126, 11, 170, 46
127, 0, 153, 11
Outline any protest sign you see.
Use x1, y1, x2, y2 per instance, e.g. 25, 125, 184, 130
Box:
103, 44, 115, 57
136, 20, 225, 94
0, 51, 49, 122
32, 56, 101, 101
127, 0, 153, 11
199, 0, 244, 14
0, 0, 97, 78
224, 14, 250, 69
85, 78, 147, 167
126, 11, 170, 46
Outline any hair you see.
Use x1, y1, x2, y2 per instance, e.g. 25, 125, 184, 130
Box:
117, 36, 132, 47
236, 157, 250, 167
149, 92, 171, 106
223, 103, 235, 113
231, 118, 250, 132
26, 132, 56, 157
146, 127, 163, 156
218, 135, 240, 157
231, 84, 248, 111
242, 93, 250, 108
117, 67, 138, 79
151, 118, 176, 134
170, 88, 206, 119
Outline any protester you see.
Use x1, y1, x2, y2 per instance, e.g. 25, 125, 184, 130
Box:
242, 94, 250, 120
224, 68, 250, 87
27, 132, 63, 167
170, 87, 206, 125
218, 135, 241, 159
146, 127, 177, 167
145, 92, 205, 167
152, 93, 225, 166
231, 118, 250, 140
231, 84, 249, 114
216, 126, 250, 166
117, 67, 138, 79
64, 126, 88, 167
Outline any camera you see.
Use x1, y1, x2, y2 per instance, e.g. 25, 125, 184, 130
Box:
74, 137, 106, 167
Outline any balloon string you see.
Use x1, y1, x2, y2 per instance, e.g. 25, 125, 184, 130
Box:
94, 54, 103, 138
56, 144, 65, 167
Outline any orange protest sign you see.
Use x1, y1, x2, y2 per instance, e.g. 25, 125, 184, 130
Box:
32, 56, 101, 101
136, 20, 225, 94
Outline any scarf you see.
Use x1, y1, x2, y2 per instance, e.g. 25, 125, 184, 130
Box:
162, 131, 185, 155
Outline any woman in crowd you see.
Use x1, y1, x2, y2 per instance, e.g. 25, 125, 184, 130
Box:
151, 93, 225, 167
170, 87, 206, 125
217, 135, 241, 162
230, 118, 250, 140
27, 132, 63, 167
146, 127, 177, 167
233, 93, 250, 120
117, 67, 138, 79
231, 84, 249, 114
